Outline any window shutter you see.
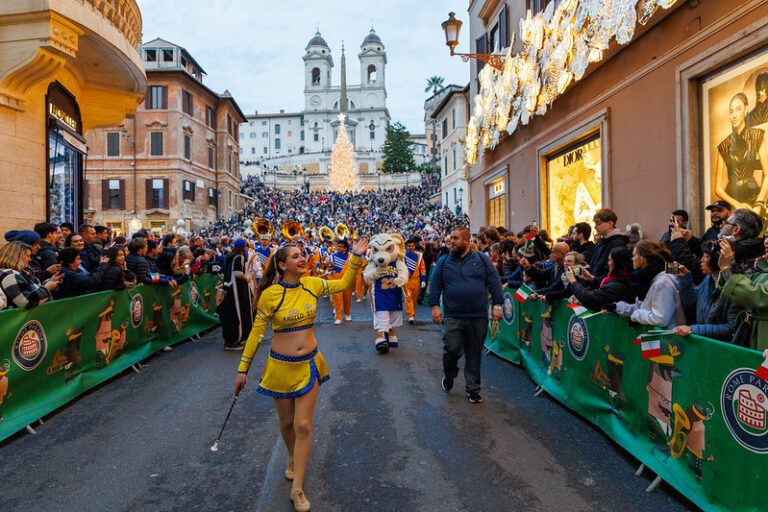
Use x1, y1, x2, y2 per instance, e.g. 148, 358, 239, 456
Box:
191, 182, 196, 202
475, 34, 487, 75
163, 179, 169, 209
162, 86, 168, 109
102, 179, 109, 209
499, 5, 508, 50
145, 179, 153, 209
119, 179, 126, 210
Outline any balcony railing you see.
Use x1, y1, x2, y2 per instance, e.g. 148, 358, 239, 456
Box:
84, 0, 142, 48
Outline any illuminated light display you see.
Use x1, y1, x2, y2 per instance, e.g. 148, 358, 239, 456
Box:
462, 0, 680, 178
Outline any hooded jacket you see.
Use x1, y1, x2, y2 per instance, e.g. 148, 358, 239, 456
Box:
589, 230, 628, 283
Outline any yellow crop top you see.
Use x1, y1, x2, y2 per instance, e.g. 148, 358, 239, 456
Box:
237, 253, 361, 373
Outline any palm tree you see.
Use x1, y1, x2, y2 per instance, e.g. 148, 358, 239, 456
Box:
424, 76, 446, 96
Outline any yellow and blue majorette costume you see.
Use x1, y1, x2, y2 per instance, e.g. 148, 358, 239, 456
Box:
237, 253, 362, 398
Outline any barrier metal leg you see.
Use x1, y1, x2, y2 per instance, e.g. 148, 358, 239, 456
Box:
25, 425, 37, 434
645, 476, 662, 493
634, 463, 645, 476
131, 364, 141, 374
38, 418, 44, 426
534, 385, 545, 397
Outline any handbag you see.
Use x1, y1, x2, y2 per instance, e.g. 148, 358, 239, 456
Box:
731, 308, 754, 347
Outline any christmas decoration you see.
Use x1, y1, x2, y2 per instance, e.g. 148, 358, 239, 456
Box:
328, 113, 359, 192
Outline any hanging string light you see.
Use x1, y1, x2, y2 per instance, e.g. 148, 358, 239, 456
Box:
463, 0, 681, 176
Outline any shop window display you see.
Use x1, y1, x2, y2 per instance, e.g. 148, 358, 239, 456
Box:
703, 47, 768, 216
544, 133, 602, 240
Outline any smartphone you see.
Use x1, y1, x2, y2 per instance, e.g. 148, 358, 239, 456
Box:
571, 266, 582, 277
665, 262, 680, 274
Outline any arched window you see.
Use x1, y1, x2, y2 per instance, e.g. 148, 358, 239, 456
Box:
367, 65, 377, 83
311, 67, 320, 85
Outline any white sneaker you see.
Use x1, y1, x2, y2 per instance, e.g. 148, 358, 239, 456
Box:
334, 319, 342, 325
356, 299, 362, 303
345, 315, 352, 321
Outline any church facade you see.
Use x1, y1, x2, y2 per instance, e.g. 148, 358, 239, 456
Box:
239, 29, 391, 181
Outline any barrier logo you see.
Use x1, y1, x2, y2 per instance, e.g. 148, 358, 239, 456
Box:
502, 295, 515, 325
189, 282, 199, 307
12, 320, 47, 371
130, 294, 144, 328
721, 368, 768, 453
567, 315, 589, 361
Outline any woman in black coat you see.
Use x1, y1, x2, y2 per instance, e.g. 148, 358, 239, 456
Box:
100, 246, 135, 291
565, 247, 636, 311
55, 247, 107, 299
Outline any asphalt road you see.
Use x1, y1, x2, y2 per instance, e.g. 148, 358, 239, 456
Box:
0, 296, 697, 512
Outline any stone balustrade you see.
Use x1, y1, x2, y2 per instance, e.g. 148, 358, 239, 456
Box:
84, 0, 142, 48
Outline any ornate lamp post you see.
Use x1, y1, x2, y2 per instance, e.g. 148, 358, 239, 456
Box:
441, 12, 505, 71
369, 121, 375, 152
457, 186, 464, 215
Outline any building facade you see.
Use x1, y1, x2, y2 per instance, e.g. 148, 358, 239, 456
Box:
408, 133, 429, 165
86, 38, 246, 234
0, 0, 146, 231
239, 29, 391, 184
465, 0, 768, 240
431, 84, 470, 215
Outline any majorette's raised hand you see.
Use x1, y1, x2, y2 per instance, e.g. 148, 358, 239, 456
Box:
352, 237, 369, 256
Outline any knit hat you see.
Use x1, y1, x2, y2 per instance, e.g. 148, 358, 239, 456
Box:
4, 230, 41, 245
233, 238, 246, 249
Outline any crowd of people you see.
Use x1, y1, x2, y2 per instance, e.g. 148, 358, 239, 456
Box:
3, 180, 767, 355
468, 201, 768, 352
202, 172, 467, 240
0, 222, 225, 312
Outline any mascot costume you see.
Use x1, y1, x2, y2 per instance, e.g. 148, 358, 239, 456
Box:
363, 234, 409, 353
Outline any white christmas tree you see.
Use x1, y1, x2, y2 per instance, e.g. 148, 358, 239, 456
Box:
328, 113, 359, 192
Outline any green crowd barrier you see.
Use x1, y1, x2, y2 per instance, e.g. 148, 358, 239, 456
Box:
486, 288, 768, 512
0, 274, 221, 443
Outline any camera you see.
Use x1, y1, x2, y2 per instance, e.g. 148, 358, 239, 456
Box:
665, 262, 680, 274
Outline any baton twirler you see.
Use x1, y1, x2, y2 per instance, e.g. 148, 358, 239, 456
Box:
210, 394, 238, 452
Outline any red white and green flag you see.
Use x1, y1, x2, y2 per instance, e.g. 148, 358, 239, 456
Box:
641, 339, 661, 359
513, 283, 534, 303
755, 359, 768, 381
567, 303, 591, 319
524, 232, 536, 250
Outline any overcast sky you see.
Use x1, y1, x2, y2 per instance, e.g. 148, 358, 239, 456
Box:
136, 0, 470, 133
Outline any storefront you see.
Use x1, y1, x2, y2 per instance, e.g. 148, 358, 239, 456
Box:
485, 169, 506, 228
467, 1, 768, 239
46, 83, 86, 228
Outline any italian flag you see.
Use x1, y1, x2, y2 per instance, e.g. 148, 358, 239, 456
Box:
755, 359, 768, 381
524, 232, 536, 249
513, 283, 534, 303
641, 339, 661, 359
568, 303, 591, 319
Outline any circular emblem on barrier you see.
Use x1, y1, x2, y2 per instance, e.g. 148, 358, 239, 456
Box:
721, 368, 768, 453
12, 320, 47, 371
189, 281, 199, 307
567, 315, 589, 361
130, 294, 144, 328
502, 295, 515, 325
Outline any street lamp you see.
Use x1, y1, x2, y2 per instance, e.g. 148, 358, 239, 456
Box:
457, 186, 464, 215
377, 167, 382, 192
302, 167, 309, 192
441, 12, 506, 71
369, 121, 375, 152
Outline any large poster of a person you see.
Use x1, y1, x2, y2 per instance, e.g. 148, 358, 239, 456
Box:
703, 50, 768, 214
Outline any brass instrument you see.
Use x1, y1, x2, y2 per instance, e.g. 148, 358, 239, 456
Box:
282, 220, 304, 239
669, 402, 692, 459
334, 223, 350, 240
320, 226, 334, 242
305, 222, 317, 241
252, 218, 275, 237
